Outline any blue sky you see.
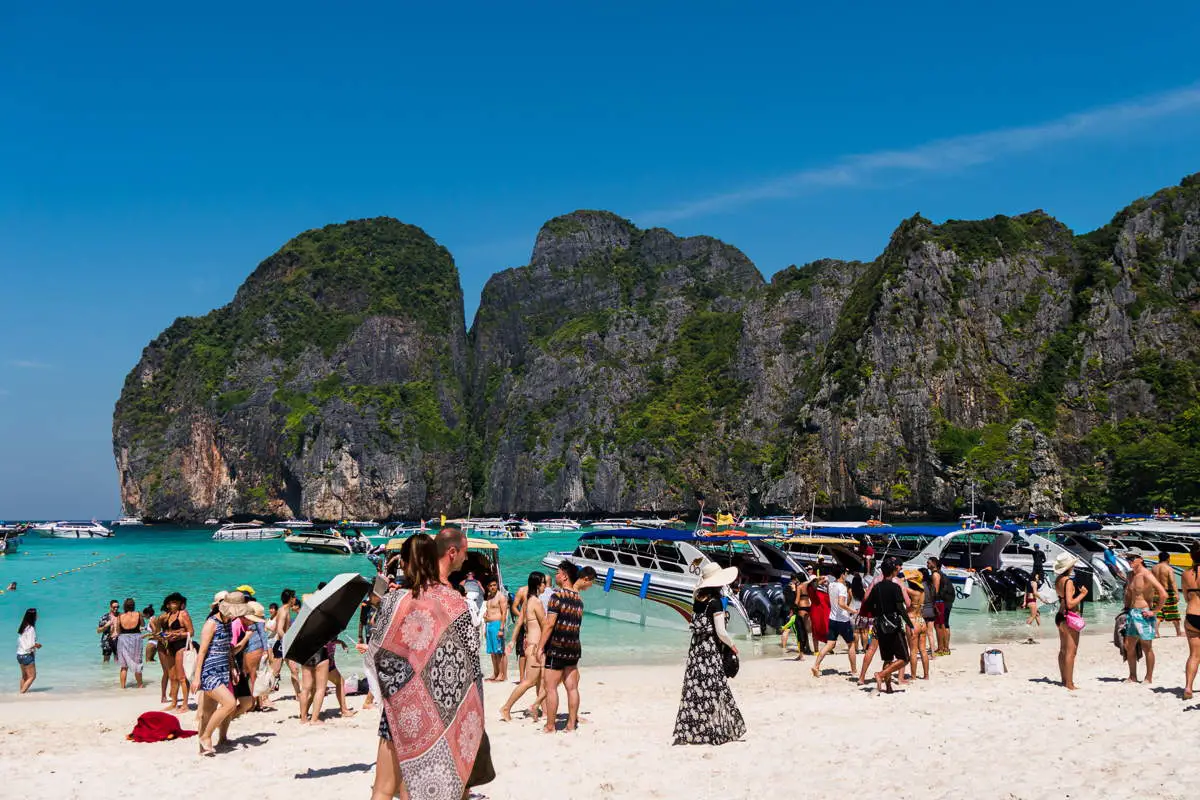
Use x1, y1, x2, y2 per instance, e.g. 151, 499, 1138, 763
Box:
2, 1, 1200, 518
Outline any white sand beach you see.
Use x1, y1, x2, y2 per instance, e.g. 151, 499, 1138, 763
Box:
1, 631, 1195, 800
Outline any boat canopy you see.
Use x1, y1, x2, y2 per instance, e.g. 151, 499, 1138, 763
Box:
384, 536, 498, 552
1051, 521, 1103, 533
579, 528, 765, 544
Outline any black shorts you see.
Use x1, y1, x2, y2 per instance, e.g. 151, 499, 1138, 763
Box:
271, 640, 283, 659
877, 631, 909, 664
515, 626, 526, 654
303, 648, 330, 668
543, 656, 579, 671
827, 619, 854, 643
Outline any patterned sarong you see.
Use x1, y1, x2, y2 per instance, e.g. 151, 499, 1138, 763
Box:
372, 584, 484, 800
116, 633, 143, 673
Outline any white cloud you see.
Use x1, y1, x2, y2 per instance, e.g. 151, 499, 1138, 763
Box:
7, 360, 53, 369
643, 83, 1200, 224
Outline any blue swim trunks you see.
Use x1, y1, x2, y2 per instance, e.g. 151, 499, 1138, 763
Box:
1124, 608, 1157, 641
485, 620, 504, 654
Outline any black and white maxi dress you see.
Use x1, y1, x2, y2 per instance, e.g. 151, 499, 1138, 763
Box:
672, 597, 746, 745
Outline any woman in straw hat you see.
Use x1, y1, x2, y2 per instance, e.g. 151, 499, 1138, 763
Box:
191, 591, 252, 755
1053, 553, 1088, 691
672, 562, 746, 745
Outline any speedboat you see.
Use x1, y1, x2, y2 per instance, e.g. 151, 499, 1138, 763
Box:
279, 519, 314, 529
386, 535, 506, 593
533, 518, 582, 532
541, 528, 773, 637
454, 518, 533, 539
35, 521, 113, 538
212, 522, 287, 541
902, 529, 1011, 612
339, 519, 381, 529
589, 518, 633, 531
739, 515, 808, 532
1, 524, 26, 554
113, 516, 144, 526
203, 518, 220, 526
285, 525, 373, 555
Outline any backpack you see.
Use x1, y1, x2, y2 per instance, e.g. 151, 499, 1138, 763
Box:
936, 572, 956, 603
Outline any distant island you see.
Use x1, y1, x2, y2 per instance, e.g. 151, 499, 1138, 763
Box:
113, 174, 1200, 522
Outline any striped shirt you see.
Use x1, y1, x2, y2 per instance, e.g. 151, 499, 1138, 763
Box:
545, 588, 583, 662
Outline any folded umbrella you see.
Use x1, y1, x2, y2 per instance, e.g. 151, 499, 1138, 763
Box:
283, 572, 371, 664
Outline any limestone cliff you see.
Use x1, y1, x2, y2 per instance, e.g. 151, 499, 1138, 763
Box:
115, 175, 1200, 520
113, 218, 470, 520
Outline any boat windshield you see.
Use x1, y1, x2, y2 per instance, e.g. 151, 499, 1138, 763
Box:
571, 539, 690, 573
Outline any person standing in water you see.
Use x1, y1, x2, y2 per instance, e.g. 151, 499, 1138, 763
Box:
111, 598, 145, 689
1154, 552, 1182, 637
17, 608, 40, 693
484, 579, 508, 682
1123, 553, 1167, 684
97, 599, 119, 664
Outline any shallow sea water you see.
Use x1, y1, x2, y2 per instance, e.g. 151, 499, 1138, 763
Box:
0, 525, 1117, 693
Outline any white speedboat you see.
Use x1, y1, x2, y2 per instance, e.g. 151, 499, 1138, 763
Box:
35, 521, 113, 538
212, 522, 287, 541
902, 529, 1011, 612
1, 524, 26, 554
285, 526, 372, 555
454, 517, 534, 539
279, 519, 314, 529
339, 519, 381, 529
203, 518, 220, 526
541, 528, 769, 637
589, 518, 633, 531
534, 518, 582, 532
740, 515, 809, 532
113, 516, 144, 526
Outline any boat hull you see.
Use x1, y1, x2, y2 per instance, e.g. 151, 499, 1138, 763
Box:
36, 530, 112, 539
285, 540, 353, 555
213, 530, 285, 541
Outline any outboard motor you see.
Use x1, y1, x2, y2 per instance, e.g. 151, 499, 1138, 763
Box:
738, 584, 790, 634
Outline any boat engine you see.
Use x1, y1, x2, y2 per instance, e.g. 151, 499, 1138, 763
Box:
738, 583, 790, 633
983, 568, 1029, 612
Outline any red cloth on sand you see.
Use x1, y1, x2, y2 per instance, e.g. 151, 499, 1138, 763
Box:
128, 711, 197, 742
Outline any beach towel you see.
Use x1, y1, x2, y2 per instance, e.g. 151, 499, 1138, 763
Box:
372, 584, 488, 800
1113, 612, 1144, 661
127, 711, 196, 742
808, 582, 830, 643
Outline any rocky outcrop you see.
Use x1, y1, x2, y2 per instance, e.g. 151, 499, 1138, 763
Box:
113, 218, 470, 520
115, 175, 1200, 520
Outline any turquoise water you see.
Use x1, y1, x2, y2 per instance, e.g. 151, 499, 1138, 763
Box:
0, 525, 1112, 693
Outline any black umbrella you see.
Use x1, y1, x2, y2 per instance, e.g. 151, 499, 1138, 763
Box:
282, 572, 371, 664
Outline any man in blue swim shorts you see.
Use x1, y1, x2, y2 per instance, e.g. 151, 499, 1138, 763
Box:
1123, 553, 1167, 683
484, 579, 508, 683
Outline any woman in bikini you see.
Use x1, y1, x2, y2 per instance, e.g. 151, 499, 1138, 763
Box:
1054, 553, 1087, 691
499, 571, 548, 721
159, 593, 192, 712
1181, 542, 1200, 700
905, 573, 929, 680
791, 574, 813, 659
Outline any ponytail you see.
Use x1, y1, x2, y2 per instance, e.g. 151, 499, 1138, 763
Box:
404, 534, 440, 598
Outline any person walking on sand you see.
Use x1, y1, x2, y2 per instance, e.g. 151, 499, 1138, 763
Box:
191, 592, 251, 755
97, 599, 119, 663
17, 608, 40, 693
1154, 552, 1182, 637
791, 573, 815, 659
484, 579, 508, 682
673, 562, 746, 745
500, 572, 548, 722
1123, 553, 1167, 684
850, 574, 871, 655
1054, 553, 1087, 691
541, 560, 584, 733
111, 597, 145, 689
811, 566, 858, 678
270, 589, 301, 701
370, 528, 493, 800
863, 558, 911, 693
1181, 542, 1200, 700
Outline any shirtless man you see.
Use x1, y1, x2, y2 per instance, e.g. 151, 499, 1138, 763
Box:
271, 589, 301, 699
1152, 552, 1182, 637
484, 580, 508, 682
1124, 554, 1168, 683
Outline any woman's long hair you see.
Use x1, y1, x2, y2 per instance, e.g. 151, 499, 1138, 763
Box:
404, 533, 440, 598
527, 571, 546, 597
18, 608, 36, 634
850, 574, 865, 602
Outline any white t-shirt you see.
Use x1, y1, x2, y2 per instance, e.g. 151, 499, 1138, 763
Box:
17, 626, 36, 656
828, 581, 851, 623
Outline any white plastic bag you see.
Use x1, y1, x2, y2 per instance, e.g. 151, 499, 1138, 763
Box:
981, 649, 1007, 675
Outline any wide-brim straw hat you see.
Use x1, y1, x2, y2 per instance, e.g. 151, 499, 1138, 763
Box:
218, 590, 251, 619
696, 562, 739, 591
212, 590, 228, 605
1053, 553, 1079, 575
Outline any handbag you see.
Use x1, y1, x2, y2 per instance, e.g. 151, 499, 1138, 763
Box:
181, 636, 198, 678
719, 642, 740, 678
252, 656, 275, 696
875, 611, 906, 635
1065, 611, 1086, 632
